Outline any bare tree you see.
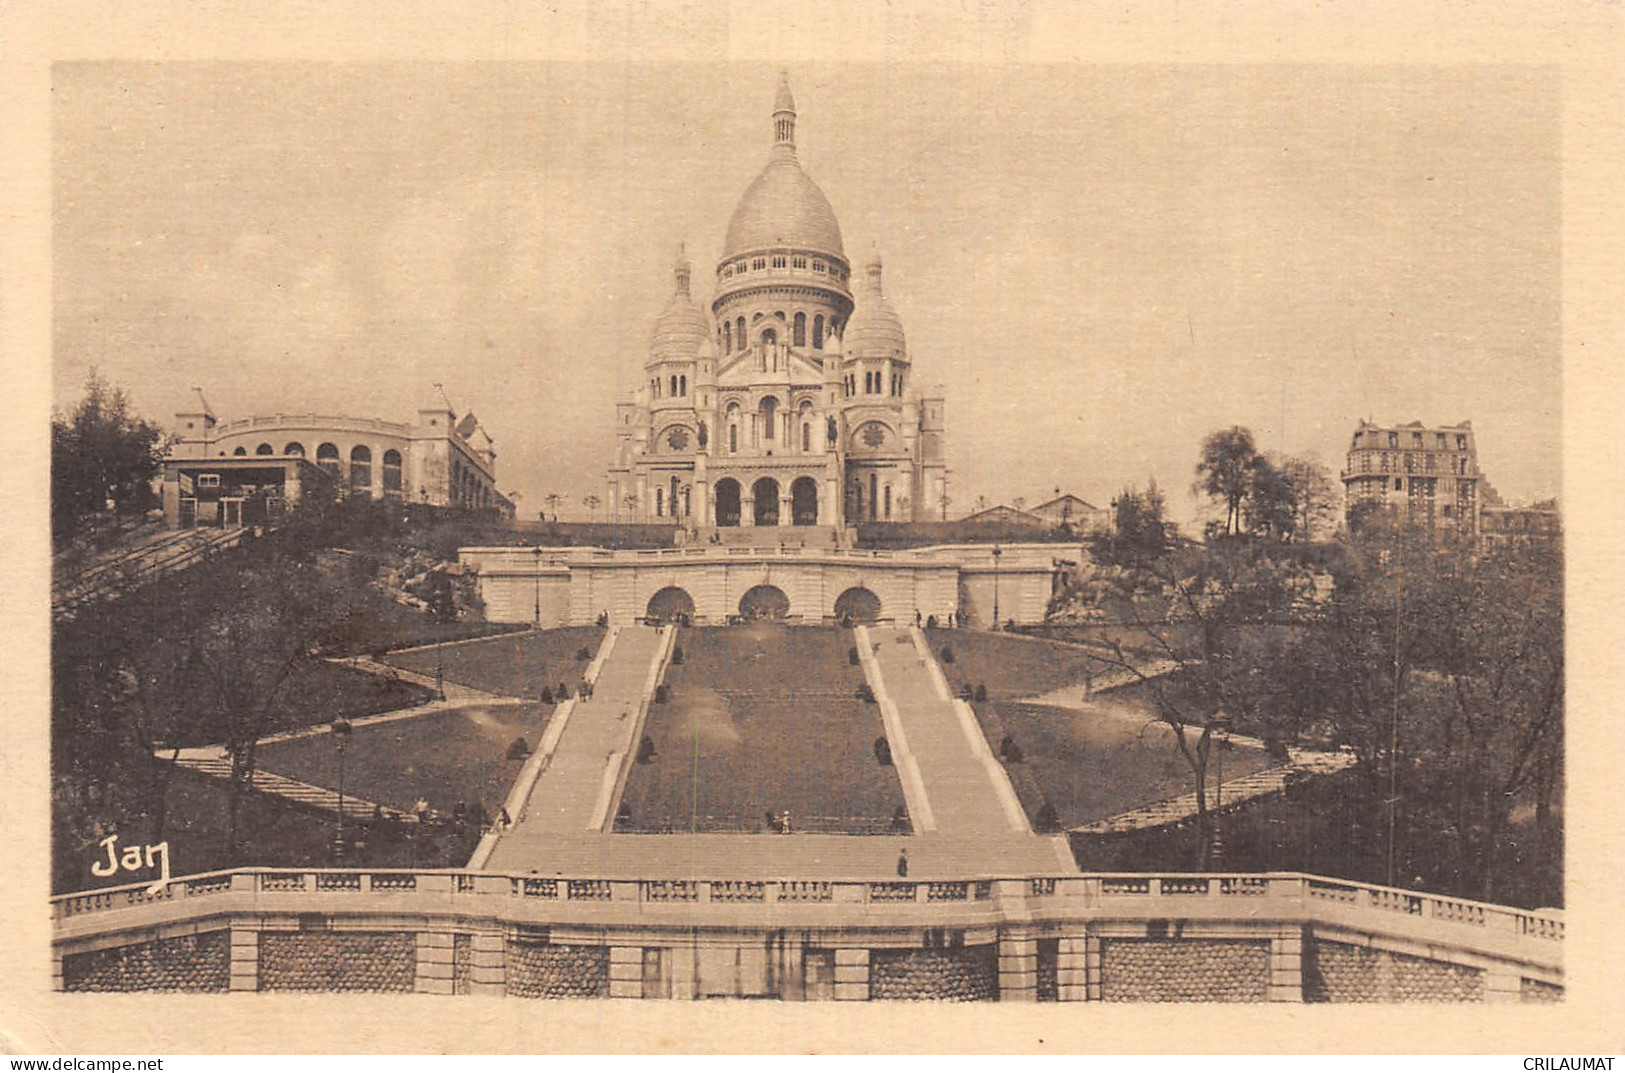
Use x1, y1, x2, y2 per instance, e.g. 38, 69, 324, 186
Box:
583, 494, 602, 523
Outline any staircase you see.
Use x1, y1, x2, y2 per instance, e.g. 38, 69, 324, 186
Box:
167, 747, 403, 821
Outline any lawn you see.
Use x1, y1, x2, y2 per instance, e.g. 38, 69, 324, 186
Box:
927, 629, 1110, 700
255, 702, 550, 817
994, 700, 1273, 829
311, 593, 527, 657
616, 625, 908, 834
384, 626, 605, 699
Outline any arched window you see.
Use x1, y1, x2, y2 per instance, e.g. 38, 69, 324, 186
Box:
723, 322, 732, 353
679, 375, 687, 396
729, 424, 738, 453
233, 446, 247, 456
350, 445, 372, 490
255, 443, 274, 456
869, 473, 879, 522
760, 396, 778, 440
382, 449, 402, 492
316, 443, 341, 478
802, 422, 811, 452
736, 316, 745, 348
284, 442, 305, 457
656, 487, 664, 517
793, 312, 806, 346
884, 484, 892, 520
762, 328, 777, 347
813, 314, 825, 349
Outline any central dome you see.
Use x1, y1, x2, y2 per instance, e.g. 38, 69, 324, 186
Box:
723, 149, 845, 260
720, 74, 845, 262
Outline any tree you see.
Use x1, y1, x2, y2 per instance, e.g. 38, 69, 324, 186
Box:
51, 370, 168, 542
544, 493, 562, 521
1279, 455, 1337, 542
1243, 455, 1297, 541
583, 494, 602, 522
1195, 426, 1262, 537
1095, 481, 1172, 566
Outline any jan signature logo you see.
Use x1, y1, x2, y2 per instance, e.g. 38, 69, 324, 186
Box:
91, 834, 172, 894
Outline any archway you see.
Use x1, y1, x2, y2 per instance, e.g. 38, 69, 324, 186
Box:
646, 586, 695, 624
833, 587, 882, 625
791, 476, 819, 526
714, 478, 741, 527
739, 584, 789, 621
752, 477, 780, 527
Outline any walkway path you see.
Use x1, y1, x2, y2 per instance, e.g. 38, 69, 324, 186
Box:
484, 627, 668, 865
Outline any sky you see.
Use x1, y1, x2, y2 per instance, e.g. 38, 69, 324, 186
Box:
51, 62, 1561, 526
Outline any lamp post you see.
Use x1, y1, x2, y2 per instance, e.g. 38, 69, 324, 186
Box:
331, 718, 352, 863
1210, 713, 1232, 868
532, 545, 542, 628
991, 545, 1003, 629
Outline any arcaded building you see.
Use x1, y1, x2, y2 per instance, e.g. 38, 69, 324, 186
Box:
1341, 419, 1482, 535
162, 392, 514, 527
609, 75, 947, 538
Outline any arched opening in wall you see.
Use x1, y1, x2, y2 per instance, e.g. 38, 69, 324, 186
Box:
723, 322, 732, 353
316, 443, 341, 479
656, 487, 664, 517
791, 476, 818, 526
869, 473, 879, 522
802, 421, 811, 453
382, 449, 402, 493
646, 586, 695, 624
233, 446, 247, 456
739, 584, 789, 621
794, 312, 806, 346
814, 314, 825, 349
884, 484, 892, 520
284, 442, 305, 457
759, 397, 778, 441
752, 477, 780, 527
670, 475, 681, 518
714, 478, 741, 527
833, 587, 882, 625
255, 443, 274, 456
761, 328, 777, 347
349, 445, 372, 491
736, 317, 746, 350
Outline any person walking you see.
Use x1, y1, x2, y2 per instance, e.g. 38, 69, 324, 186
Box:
896, 848, 909, 877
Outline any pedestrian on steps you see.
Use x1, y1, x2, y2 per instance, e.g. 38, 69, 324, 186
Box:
897, 848, 909, 877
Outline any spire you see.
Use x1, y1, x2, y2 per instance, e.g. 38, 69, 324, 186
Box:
865, 244, 884, 297
773, 70, 796, 152
673, 242, 692, 297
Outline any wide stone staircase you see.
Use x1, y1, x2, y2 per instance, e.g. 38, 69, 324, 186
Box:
166, 746, 401, 821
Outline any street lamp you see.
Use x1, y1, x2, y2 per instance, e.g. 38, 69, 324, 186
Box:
532, 545, 542, 628
991, 545, 1003, 629
1210, 713, 1232, 868
331, 718, 352, 863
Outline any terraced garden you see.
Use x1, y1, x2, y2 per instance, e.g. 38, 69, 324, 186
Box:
616, 625, 908, 834
384, 626, 605, 699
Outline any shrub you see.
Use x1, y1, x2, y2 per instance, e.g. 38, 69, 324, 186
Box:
855, 682, 875, 703
1035, 803, 1060, 833
848, 646, 860, 666
958, 683, 974, 700
873, 736, 893, 766
637, 734, 656, 764
506, 737, 531, 760
576, 646, 592, 661
654, 683, 670, 704
672, 646, 685, 665
892, 805, 909, 833
999, 735, 1024, 763
540, 686, 554, 704
974, 683, 988, 703
940, 646, 955, 664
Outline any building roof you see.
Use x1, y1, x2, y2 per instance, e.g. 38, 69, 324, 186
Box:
960, 504, 1044, 525
649, 251, 710, 360
842, 253, 906, 359
721, 78, 844, 261
1033, 494, 1101, 515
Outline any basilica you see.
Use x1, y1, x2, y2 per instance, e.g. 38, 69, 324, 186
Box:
609, 75, 947, 540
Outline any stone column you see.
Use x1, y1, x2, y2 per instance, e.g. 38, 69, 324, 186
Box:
1056, 934, 1090, 1001
229, 927, 259, 992
609, 945, 644, 999
824, 476, 839, 527
833, 947, 870, 1001
699, 480, 712, 526
1084, 935, 1104, 1001
742, 494, 756, 526
1268, 925, 1305, 1002
998, 934, 1039, 1002
781, 494, 794, 527
415, 930, 455, 995
468, 928, 506, 996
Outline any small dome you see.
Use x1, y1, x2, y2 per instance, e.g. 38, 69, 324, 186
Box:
649, 252, 709, 359
841, 253, 905, 359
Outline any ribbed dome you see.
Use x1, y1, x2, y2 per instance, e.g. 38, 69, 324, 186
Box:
649, 254, 709, 359
842, 254, 906, 358
722, 148, 845, 260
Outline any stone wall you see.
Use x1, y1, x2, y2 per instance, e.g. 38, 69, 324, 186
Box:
870, 946, 998, 1001
63, 930, 229, 992
258, 931, 415, 992
1521, 977, 1563, 1003
1304, 940, 1484, 1003
1099, 939, 1269, 1002
507, 941, 609, 998
453, 933, 473, 996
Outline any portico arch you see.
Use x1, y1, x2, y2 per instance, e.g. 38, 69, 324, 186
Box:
739, 584, 789, 621
833, 586, 882, 625
752, 476, 780, 526
646, 586, 695, 624
791, 476, 818, 526
714, 478, 741, 527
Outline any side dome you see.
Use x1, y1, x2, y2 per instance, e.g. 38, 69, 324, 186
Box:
649, 254, 709, 360
842, 254, 906, 359
722, 153, 845, 260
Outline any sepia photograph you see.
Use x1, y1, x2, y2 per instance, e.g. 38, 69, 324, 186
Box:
8, 0, 1623, 1056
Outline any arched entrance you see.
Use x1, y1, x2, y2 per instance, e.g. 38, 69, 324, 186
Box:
752, 477, 780, 527
739, 584, 789, 621
791, 476, 819, 526
833, 587, 882, 625
714, 478, 741, 527
646, 586, 695, 624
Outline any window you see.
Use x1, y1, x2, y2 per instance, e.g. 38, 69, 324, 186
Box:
1456, 434, 1467, 449
256, 443, 274, 456
729, 424, 738, 453
233, 446, 247, 456
723, 266, 733, 278
350, 445, 372, 489
772, 256, 786, 269
794, 312, 806, 346
1394, 478, 1403, 491
802, 422, 811, 452
1436, 433, 1447, 449
655, 488, 664, 516
670, 375, 678, 397
198, 474, 220, 489
760, 397, 777, 440
316, 443, 341, 478
813, 314, 824, 349
752, 258, 766, 271
736, 317, 746, 348
383, 449, 402, 492
1388, 432, 1399, 448
813, 260, 826, 273
793, 256, 806, 269
679, 375, 687, 396
723, 323, 731, 353
284, 442, 305, 457
884, 485, 892, 519
1412, 432, 1423, 446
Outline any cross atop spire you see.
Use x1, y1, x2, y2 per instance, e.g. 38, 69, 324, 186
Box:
773, 71, 796, 152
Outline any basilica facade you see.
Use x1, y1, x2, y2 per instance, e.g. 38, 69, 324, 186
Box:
609, 75, 947, 538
